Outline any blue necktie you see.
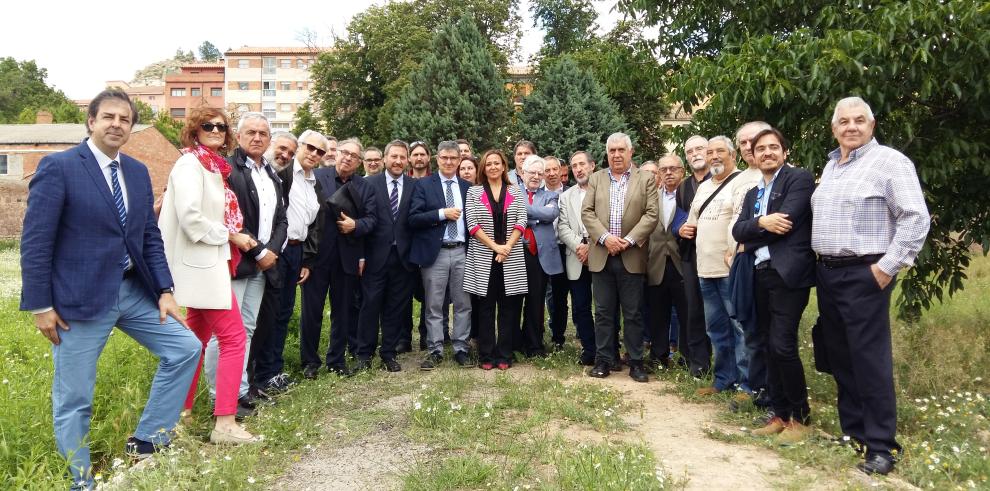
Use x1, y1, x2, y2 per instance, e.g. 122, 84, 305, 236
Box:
109, 161, 130, 270
444, 180, 456, 240
390, 179, 399, 220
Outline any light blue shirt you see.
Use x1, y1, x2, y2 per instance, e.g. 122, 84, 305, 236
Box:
436, 175, 465, 243
754, 167, 781, 265
387, 173, 404, 204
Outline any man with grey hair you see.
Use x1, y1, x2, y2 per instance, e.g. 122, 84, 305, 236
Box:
581, 132, 659, 382
254, 129, 327, 393
558, 150, 597, 365
680, 135, 752, 399
519, 155, 562, 357
813, 96, 929, 476
408, 140, 473, 370
735, 121, 772, 170
266, 131, 298, 171
207, 112, 287, 417
675, 135, 712, 377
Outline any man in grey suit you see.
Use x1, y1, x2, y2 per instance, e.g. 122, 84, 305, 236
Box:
581, 133, 659, 382
644, 155, 689, 369
557, 151, 597, 365
519, 155, 562, 357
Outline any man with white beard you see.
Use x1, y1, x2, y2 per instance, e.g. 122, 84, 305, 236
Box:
266, 132, 298, 172
675, 135, 712, 377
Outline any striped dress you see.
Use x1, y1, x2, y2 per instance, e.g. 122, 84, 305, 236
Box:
463, 184, 529, 297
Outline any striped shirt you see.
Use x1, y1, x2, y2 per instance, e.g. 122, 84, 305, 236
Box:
811, 138, 930, 276
597, 169, 631, 244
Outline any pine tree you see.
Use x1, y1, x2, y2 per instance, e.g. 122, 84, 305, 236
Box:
390, 14, 511, 151
517, 56, 628, 164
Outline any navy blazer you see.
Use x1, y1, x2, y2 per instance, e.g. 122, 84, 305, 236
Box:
407, 173, 471, 267
226, 147, 288, 286
364, 173, 416, 273
20, 141, 173, 320
311, 167, 377, 275
731, 165, 816, 289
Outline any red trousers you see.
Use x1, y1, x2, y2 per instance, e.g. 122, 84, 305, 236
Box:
184, 290, 246, 416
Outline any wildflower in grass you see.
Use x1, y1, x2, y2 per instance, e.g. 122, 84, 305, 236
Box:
248, 476, 256, 484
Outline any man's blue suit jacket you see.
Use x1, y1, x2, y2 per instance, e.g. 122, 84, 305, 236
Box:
407, 173, 470, 267
524, 187, 564, 275
20, 141, 173, 321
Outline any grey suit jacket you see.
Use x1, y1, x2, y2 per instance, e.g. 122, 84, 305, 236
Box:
647, 187, 683, 285
524, 187, 563, 275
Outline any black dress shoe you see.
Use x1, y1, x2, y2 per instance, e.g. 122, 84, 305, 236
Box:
629, 363, 649, 383
353, 359, 372, 372
395, 342, 412, 354
420, 352, 443, 371
453, 351, 473, 367
125, 436, 169, 460
579, 352, 595, 366
327, 365, 354, 377
302, 364, 320, 380
238, 394, 257, 409
382, 358, 402, 372
609, 358, 623, 373
235, 398, 256, 421
858, 454, 895, 476
588, 362, 610, 378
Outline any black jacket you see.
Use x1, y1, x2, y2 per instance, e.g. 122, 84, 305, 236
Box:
311, 167, 377, 275
226, 147, 288, 286
676, 172, 709, 262
277, 163, 323, 270
364, 172, 416, 273
732, 165, 816, 289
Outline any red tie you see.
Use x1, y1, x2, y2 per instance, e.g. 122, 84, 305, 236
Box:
525, 190, 538, 255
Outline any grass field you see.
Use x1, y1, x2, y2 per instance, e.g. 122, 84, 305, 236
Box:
1, 246, 987, 489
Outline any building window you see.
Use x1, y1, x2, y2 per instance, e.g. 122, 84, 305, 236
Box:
280, 58, 291, 69
237, 104, 251, 113
262, 57, 276, 74
297, 82, 305, 90
148, 95, 155, 100
170, 108, 186, 118
190, 88, 201, 97
0, 155, 7, 175
238, 82, 249, 90
279, 103, 292, 113
262, 102, 276, 120
210, 87, 222, 97
271, 122, 291, 130
297, 59, 307, 69
170, 88, 185, 97
238, 59, 249, 69
280, 81, 291, 91
262, 81, 276, 97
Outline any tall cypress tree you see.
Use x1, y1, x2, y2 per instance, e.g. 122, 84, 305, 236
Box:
517, 56, 628, 163
390, 14, 511, 151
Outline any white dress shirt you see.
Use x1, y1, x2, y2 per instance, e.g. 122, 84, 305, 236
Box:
661, 187, 677, 229
246, 156, 277, 260
436, 174, 465, 243
285, 160, 320, 242
89, 138, 128, 212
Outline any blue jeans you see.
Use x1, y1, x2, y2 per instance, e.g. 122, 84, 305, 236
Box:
699, 277, 750, 391
568, 266, 595, 356
53, 277, 200, 489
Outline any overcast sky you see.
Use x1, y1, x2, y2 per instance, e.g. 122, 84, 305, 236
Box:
4, 0, 627, 100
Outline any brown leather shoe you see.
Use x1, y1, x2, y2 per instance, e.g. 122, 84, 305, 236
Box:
694, 386, 719, 396
776, 420, 813, 445
751, 416, 786, 436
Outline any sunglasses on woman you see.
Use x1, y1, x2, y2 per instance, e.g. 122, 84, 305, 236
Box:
200, 122, 229, 132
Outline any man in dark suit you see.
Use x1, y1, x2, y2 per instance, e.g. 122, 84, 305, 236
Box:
209, 112, 287, 416
300, 138, 377, 378
408, 140, 473, 370
541, 155, 571, 348
519, 155, 562, 357
20, 90, 201, 489
645, 155, 690, 369
354, 140, 417, 372
732, 127, 816, 444
254, 129, 326, 395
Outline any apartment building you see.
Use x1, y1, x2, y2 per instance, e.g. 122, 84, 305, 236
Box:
223, 47, 322, 131
164, 63, 226, 121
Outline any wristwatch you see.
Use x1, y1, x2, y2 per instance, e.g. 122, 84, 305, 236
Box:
160, 287, 175, 296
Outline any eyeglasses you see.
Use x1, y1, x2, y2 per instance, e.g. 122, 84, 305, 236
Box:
339, 149, 360, 160
200, 122, 229, 133
304, 142, 327, 157
658, 166, 683, 173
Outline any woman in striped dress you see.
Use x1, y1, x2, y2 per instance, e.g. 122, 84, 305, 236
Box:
464, 149, 528, 370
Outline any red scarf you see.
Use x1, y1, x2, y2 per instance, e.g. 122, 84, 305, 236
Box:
183, 144, 244, 274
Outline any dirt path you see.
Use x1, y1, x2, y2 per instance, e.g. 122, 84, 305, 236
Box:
272, 365, 915, 490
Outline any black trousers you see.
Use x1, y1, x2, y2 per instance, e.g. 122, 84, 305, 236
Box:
356, 247, 413, 361
754, 267, 810, 422
520, 251, 548, 356
546, 245, 570, 344
247, 279, 279, 387
647, 258, 688, 361
681, 258, 712, 373
569, 266, 596, 356
817, 262, 900, 457
475, 261, 523, 364
299, 253, 359, 369
592, 255, 645, 364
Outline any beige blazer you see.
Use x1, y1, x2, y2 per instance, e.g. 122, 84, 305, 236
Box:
557, 185, 588, 280
646, 188, 683, 285
580, 167, 659, 274
158, 153, 233, 309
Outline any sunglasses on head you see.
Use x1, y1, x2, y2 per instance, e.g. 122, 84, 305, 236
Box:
200, 122, 229, 133
304, 142, 327, 157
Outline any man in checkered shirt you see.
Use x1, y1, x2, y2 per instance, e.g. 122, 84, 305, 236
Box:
811, 96, 930, 477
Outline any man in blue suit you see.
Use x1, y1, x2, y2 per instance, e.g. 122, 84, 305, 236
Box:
408, 140, 472, 370
732, 127, 816, 444
299, 138, 377, 378
355, 140, 417, 372
519, 155, 563, 357
20, 90, 201, 490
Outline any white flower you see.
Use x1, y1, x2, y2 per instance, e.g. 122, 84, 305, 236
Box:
248, 476, 256, 484
414, 401, 422, 410
111, 458, 124, 469
224, 455, 232, 461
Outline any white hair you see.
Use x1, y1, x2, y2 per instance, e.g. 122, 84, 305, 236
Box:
708, 135, 736, 154
237, 112, 270, 133
684, 135, 708, 148
659, 153, 684, 167
831, 96, 875, 125
606, 132, 633, 150
521, 154, 546, 173
735, 121, 771, 145
297, 129, 327, 149
272, 131, 297, 143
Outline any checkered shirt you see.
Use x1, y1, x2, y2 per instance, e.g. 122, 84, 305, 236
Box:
811, 138, 930, 276
597, 169, 631, 244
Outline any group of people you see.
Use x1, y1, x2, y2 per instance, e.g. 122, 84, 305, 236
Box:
21, 89, 928, 490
